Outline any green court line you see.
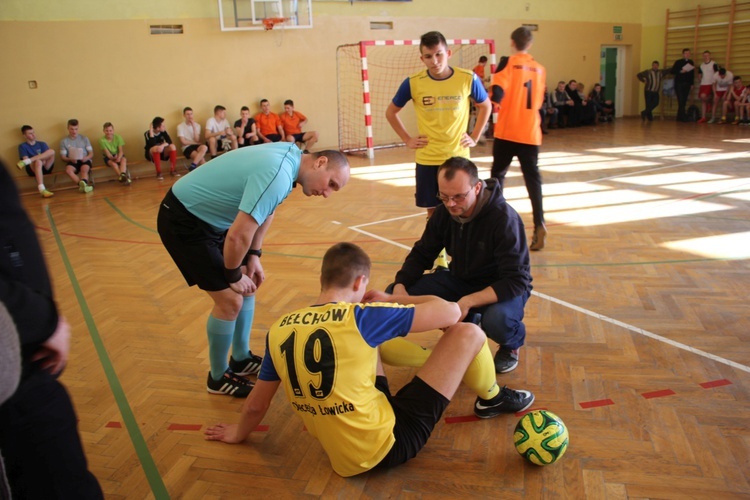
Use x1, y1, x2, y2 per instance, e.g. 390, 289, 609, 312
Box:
104, 197, 158, 233
45, 205, 169, 500
266, 252, 748, 268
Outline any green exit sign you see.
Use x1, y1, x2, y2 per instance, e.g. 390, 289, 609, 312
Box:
613, 26, 623, 34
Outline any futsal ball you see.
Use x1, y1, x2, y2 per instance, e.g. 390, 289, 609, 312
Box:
514, 410, 569, 466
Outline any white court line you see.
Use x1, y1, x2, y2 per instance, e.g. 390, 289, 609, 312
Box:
349, 226, 413, 250
534, 291, 750, 374
352, 212, 424, 229
346, 215, 750, 374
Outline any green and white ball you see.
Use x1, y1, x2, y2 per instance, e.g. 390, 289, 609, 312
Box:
514, 410, 569, 466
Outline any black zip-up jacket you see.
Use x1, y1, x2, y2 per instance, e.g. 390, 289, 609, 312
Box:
394, 178, 532, 302
0, 163, 59, 379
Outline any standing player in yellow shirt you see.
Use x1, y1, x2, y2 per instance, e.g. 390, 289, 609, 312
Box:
491, 26, 548, 251
386, 31, 492, 220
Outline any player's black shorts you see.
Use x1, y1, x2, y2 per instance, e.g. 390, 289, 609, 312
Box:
25, 162, 54, 177
291, 133, 305, 142
102, 155, 125, 165
415, 163, 440, 208
265, 134, 282, 143
374, 375, 450, 469
184, 145, 200, 158
66, 160, 92, 173
157, 189, 229, 292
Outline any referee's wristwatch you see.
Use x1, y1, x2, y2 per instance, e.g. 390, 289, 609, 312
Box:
247, 249, 262, 258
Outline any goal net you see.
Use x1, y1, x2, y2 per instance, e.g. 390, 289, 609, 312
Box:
336, 39, 495, 158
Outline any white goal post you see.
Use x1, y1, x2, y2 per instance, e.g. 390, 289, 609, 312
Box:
336, 39, 496, 158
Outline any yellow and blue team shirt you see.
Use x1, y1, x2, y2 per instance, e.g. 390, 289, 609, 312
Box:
259, 301, 416, 477
392, 67, 488, 165
171, 142, 301, 231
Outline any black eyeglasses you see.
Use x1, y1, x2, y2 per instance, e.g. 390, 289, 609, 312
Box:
436, 188, 472, 204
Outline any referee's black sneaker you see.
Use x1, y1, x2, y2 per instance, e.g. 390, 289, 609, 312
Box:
474, 386, 535, 418
494, 346, 520, 373
207, 369, 254, 398
229, 351, 263, 376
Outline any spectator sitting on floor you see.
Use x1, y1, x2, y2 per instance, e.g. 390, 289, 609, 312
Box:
588, 83, 615, 122
177, 106, 209, 171
254, 99, 284, 144
206, 105, 238, 157
234, 106, 259, 148
565, 80, 584, 126
279, 99, 318, 151
144, 116, 179, 180
541, 86, 558, 130
552, 81, 573, 128
99, 122, 130, 184
59, 119, 94, 193
711, 67, 733, 123
576, 83, 596, 125
17, 125, 56, 198
721, 75, 746, 124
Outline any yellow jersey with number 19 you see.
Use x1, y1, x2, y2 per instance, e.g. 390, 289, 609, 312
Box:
265, 301, 415, 477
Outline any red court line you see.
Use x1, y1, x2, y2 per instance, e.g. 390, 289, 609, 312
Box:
168, 424, 202, 431
105, 421, 122, 428
255, 425, 269, 432
700, 379, 732, 389
445, 415, 479, 424
579, 399, 615, 409
641, 389, 676, 399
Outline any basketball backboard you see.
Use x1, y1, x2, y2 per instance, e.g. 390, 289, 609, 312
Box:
218, 0, 312, 31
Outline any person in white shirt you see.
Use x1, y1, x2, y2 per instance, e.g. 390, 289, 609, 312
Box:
698, 50, 719, 123
205, 105, 238, 157
59, 119, 94, 193
710, 67, 733, 123
177, 107, 209, 171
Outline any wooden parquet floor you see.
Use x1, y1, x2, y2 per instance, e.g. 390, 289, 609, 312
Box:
19, 118, 750, 499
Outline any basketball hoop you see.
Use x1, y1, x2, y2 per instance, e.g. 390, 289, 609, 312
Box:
262, 17, 286, 30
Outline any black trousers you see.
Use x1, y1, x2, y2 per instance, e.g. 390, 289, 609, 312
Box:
675, 83, 691, 120
0, 370, 103, 499
643, 90, 660, 120
491, 138, 545, 228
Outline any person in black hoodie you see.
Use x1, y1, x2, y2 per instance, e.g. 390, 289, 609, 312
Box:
0, 162, 103, 499
390, 157, 532, 374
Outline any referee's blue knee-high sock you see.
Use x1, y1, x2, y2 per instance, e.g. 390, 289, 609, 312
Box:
207, 315, 235, 381
232, 296, 255, 361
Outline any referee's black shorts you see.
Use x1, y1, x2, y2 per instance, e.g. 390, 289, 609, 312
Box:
157, 189, 229, 291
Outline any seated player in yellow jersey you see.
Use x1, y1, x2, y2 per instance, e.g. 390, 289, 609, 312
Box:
205, 242, 535, 477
